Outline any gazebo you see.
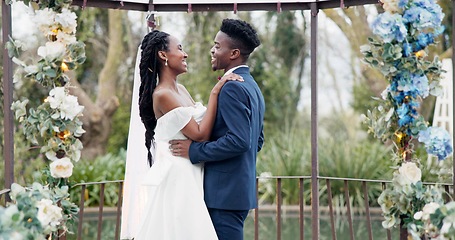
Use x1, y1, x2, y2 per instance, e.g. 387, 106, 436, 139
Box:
2, 0, 455, 239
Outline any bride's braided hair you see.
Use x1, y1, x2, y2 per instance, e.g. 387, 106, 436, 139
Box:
138, 30, 170, 166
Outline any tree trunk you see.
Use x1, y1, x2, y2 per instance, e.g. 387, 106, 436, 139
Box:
69, 9, 124, 160
324, 8, 387, 98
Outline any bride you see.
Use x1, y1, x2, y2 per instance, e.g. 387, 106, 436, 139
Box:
120, 30, 242, 240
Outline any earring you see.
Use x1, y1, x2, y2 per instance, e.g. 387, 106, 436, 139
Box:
165, 58, 168, 66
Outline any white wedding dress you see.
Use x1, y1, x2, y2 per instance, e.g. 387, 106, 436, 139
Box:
120, 47, 217, 240
134, 102, 218, 240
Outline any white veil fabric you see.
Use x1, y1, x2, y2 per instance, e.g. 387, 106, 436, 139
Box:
120, 46, 154, 240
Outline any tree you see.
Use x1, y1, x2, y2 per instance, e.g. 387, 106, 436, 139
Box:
178, 12, 226, 102
68, 9, 139, 159
251, 11, 307, 128
323, 7, 386, 114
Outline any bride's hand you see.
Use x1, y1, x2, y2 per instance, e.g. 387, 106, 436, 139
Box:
211, 73, 243, 94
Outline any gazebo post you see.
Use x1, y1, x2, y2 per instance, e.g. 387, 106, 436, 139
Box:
2, 0, 14, 204
310, 2, 319, 239
452, 0, 455, 201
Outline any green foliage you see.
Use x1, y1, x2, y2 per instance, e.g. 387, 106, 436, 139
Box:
439, 0, 452, 51
73, 8, 109, 95
257, 112, 393, 208
70, 150, 126, 207
256, 117, 311, 205
178, 12, 225, 103
251, 11, 307, 127
318, 137, 393, 209
0, 129, 48, 189
106, 101, 131, 153
352, 82, 382, 125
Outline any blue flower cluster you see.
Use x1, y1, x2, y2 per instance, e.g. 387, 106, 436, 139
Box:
418, 127, 453, 160
371, 12, 407, 43
366, 0, 452, 161
386, 72, 429, 130
371, 0, 444, 51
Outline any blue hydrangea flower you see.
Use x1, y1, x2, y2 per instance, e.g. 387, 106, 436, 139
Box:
398, 0, 409, 9
411, 74, 429, 98
418, 127, 453, 160
403, 43, 413, 56
397, 104, 413, 127
371, 12, 407, 43
415, 33, 435, 51
403, 0, 444, 32
393, 73, 429, 99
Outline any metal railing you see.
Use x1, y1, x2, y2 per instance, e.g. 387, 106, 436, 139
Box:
1, 176, 453, 240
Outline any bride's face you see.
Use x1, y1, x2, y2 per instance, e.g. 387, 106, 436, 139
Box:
165, 36, 188, 75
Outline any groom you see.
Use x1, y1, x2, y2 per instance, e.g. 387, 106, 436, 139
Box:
170, 18, 265, 240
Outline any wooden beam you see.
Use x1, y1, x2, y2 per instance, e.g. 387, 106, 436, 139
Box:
72, 0, 379, 12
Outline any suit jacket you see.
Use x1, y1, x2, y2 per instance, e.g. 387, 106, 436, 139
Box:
189, 66, 265, 210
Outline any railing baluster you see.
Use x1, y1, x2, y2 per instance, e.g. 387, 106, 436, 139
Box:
255, 177, 259, 240
77, 184, 86, 240
326, 179, 337, 240
299, 178, 304, 240
115, 182, 123, 240
382, 182, 392, 240
97, 183, 105, 240
276, 178, 282, 240
344, 180, 355, 240
362, 181, 373, 240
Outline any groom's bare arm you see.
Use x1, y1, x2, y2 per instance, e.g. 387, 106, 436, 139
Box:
169, 139, 192, 158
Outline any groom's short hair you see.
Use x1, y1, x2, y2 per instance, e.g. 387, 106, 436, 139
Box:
220, 18, 261, 58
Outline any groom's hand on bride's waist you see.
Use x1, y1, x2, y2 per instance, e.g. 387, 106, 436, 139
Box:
169, 139, 192, 159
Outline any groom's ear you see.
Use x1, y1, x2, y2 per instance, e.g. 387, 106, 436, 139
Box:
230, 49, 241, 60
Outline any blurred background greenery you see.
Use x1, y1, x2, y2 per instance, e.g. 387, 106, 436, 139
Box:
1, 2, 453, 208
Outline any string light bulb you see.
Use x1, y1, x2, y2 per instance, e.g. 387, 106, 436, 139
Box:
61, 62, 69, 72
415, 50, 426, 58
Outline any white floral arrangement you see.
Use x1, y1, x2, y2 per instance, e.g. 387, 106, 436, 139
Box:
0, 183, 78, 239
361, 0, 454, 238
2, 0, 86, 238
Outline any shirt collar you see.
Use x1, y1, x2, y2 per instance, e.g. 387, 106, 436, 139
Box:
223, 65, 249, 76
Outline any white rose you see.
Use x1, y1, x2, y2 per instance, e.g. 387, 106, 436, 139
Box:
37, 41, 65, 61
36, 199, 62, 228
10, 183, 26, 200
34, 8, 57, 33
48, 87, 66, 109
50, 157, 74, 178
55, 8, 77, 33
421, 202, 440, 220
398, 162, 421, 185
56, 31, 77, 45
59, 94, 84, 120
48, 87, 84, 120
414, 211, 423, 220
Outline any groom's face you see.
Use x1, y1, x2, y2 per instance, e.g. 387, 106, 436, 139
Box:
210, 31, 234, 72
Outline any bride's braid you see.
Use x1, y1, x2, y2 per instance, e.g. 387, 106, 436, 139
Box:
138, 30, 170, 166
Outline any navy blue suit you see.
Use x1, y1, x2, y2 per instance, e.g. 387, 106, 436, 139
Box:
189, 66, 265, 238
